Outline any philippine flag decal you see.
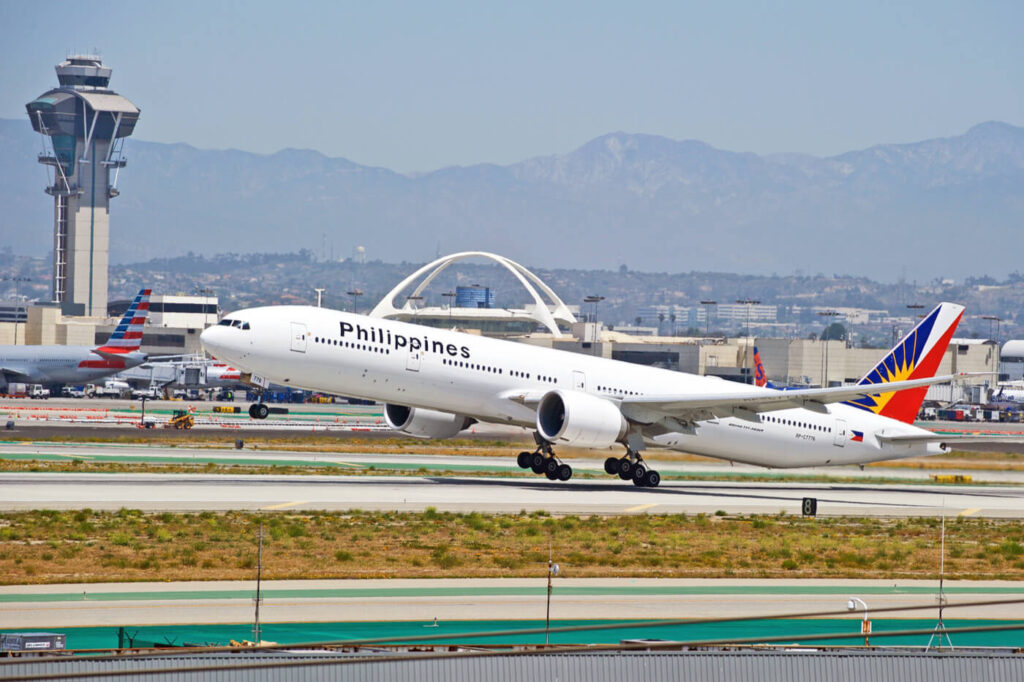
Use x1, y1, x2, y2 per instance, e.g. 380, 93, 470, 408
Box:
851, 430, 864, 443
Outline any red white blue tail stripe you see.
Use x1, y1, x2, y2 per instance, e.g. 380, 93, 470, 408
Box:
96, 288, 151, 353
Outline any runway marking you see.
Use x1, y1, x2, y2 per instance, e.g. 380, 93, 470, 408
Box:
624, 503, 659, 513
958, 507, 982, 516
260, 500, 308, 510
52, 453, 93, 460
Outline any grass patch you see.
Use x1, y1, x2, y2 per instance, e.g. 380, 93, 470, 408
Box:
1, 510, 1023, 584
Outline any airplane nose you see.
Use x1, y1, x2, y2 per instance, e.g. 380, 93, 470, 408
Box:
200, 325, 225, 357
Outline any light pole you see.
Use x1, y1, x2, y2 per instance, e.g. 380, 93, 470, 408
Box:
442, 290, 456, 324
982, 315, 1002, 342
818, 310, 839, 388
196, 287, 215, 327
846, 597, 870, 646
346, 288, 363, 314
313, 288, 326, 308
545, 545, 560, 645
700, 300, 717, 337
583, 295, 605, 323
736, 299, 760, 383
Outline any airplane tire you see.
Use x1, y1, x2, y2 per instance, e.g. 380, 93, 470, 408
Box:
517, 452, 532, 469
255, 403, 270, 420
248, 404, 258, 419
545, 468, 559, 481
617, 458, 633, 480
643, 470, 661, 488
530, 453, 546, 473
632, 475, 646, 487
604, 457, 619, 475
557, 464, 573, 481
543, 458, 559, 476
632, 465, 647, 485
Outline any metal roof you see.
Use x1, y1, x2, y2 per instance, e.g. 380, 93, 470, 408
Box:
2, 648, 1022, 681
75, 91, 140, 114
1002, 340, 1024, 359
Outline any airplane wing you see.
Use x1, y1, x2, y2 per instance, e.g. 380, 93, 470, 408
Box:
0, 366, 30, 380
619, 374, 961, 424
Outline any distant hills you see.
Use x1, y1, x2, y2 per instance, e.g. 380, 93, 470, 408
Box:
1, 118, 1022, 279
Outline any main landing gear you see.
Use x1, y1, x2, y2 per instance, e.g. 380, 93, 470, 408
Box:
516, 434, 573, 482
604, 449, 661, 487
248, 400, 269, 420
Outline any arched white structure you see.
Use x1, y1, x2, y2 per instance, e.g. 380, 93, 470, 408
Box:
369, 251, 578, 337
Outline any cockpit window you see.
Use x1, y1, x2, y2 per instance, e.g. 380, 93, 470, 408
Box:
218, 319, 233, 326
217, 318, 250, 329
241, 322, 251, 330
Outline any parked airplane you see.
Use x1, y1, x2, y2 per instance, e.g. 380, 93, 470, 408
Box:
202, 301, 996, 486
0, 288, 151, 390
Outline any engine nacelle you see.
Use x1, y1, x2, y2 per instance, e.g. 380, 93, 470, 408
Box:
536, 389, 628, 449
384, 404, 474, 439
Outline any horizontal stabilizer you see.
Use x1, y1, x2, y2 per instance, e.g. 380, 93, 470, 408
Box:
876, 432, 1024, 445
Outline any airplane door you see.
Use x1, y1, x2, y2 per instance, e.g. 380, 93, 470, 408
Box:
290, 323, 308, 353
573, 371, 586, 391
833, 418, 847, 447
406, 349, 422, 372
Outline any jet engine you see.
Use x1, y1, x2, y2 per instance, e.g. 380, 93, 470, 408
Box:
536, 389, 628, 449
384, 404, 475, 439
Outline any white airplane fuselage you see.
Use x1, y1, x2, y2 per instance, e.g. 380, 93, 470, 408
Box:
0, 346, 147, 386
201, 306, 942, 468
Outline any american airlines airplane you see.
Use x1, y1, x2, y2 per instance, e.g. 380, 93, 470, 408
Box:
200, 300, 1007, 486
0, 288, 151, 390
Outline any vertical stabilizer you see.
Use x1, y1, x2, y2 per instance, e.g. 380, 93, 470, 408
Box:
844, 302, 964, 424
95, 288, 151, 353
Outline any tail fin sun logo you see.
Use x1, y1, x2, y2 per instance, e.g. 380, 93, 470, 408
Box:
843, 302, 964, 424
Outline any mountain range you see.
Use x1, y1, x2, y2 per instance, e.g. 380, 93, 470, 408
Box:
1, 118, 1022, 279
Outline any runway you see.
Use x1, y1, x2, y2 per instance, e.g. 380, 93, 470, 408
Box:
3, 578, 1022, 629
1, 470, 1021, 517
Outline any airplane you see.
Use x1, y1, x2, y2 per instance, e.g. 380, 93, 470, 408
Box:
0, 288, 151, 391
201, 300, 1006, 487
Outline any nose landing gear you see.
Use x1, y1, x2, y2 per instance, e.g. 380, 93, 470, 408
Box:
516, 434, 573, 481
247, 388, 269, 420
247, 403, 269, 419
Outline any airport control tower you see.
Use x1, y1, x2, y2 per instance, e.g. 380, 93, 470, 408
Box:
26, 55, 140, 317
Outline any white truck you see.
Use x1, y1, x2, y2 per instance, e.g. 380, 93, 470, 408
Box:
87, 380, 131, 399
6, 383, 49, 399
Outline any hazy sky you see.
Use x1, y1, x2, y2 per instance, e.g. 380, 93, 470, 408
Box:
1, 0, 1022, 173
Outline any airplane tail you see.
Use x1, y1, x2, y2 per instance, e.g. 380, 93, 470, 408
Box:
843, 302, 964, 424
95, 288, 151, 353
753, 346, 773, 388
